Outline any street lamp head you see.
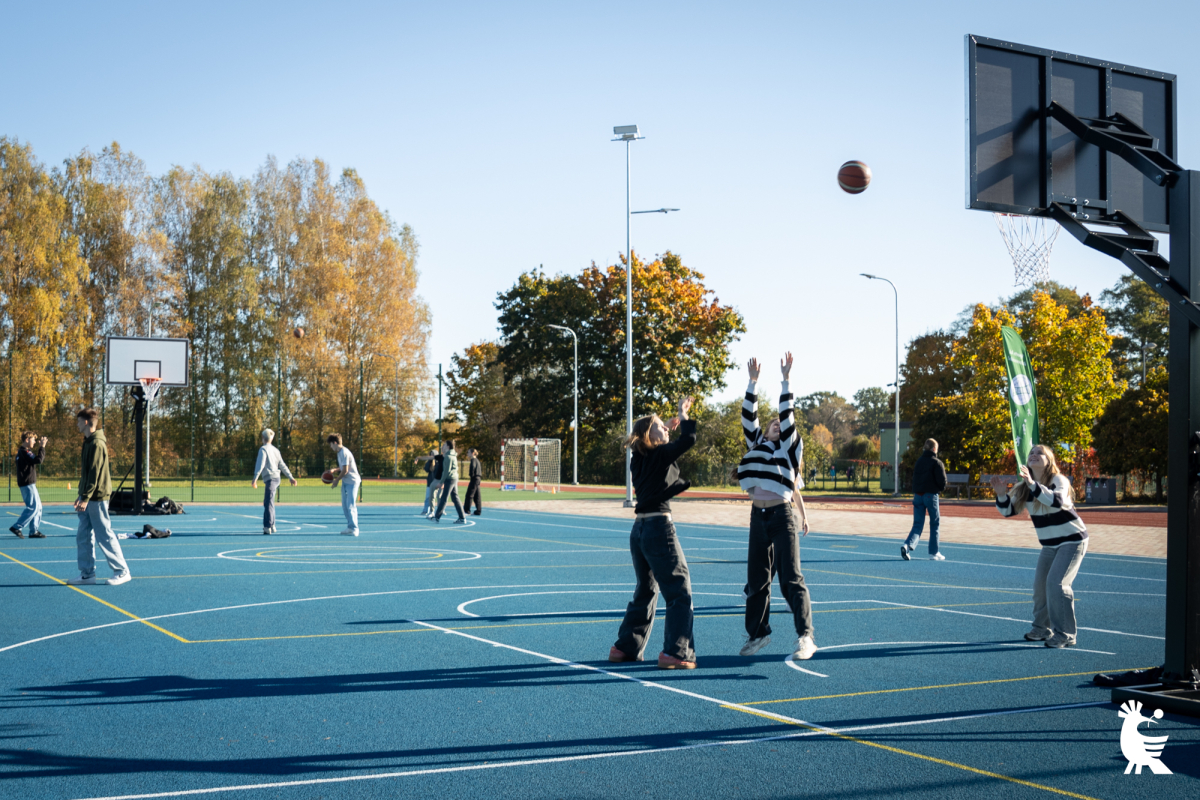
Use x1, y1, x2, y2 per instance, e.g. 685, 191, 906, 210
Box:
860, 273, 876, 279
613, 124, 641, 141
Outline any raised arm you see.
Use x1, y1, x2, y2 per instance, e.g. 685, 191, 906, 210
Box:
658, 397, 698, 461
777, 352, 801, 467
743, 358, 762, 448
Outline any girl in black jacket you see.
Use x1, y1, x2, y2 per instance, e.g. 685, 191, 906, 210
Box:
610, 396, 698, 669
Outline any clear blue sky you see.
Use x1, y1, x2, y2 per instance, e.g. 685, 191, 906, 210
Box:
5, 1, 1196, 413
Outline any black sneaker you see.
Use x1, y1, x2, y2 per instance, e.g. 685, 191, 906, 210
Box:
900, 545, 910, 561
10, 526, 24, 539
29, 531, 45, 539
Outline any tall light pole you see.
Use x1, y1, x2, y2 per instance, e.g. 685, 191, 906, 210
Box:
862, 273, 900, 496
613, 125, 642, 506
547, 324, 579, 485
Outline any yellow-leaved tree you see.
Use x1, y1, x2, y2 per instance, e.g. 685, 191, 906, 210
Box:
947, 291, 1123, 483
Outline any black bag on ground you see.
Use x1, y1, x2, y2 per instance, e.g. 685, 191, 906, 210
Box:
147, 496, 185, 514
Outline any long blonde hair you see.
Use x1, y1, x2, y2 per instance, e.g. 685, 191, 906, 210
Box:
1008, 445, 1061, 513
625, 414, 663, 455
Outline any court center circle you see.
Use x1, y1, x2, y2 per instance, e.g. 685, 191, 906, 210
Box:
217, 546, 482, 564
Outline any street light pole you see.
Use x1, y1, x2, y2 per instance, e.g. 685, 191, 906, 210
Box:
862, 274, 900, 496
613, 125, 643, 507
548, 324, 579, 485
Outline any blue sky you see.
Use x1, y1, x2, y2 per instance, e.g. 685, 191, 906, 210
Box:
4, 1, 1195, 413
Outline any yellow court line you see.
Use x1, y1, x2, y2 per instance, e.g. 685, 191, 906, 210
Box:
724, 705, 1102, 800
741, 668, 1148, 705
0, 550, 190, 643
806, 568, 1032, 597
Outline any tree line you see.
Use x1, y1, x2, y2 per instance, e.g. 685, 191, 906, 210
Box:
0, 137, 432, 479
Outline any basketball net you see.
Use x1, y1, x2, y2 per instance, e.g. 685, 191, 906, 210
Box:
139, 377, 163, 404
994, 213, 1060, 287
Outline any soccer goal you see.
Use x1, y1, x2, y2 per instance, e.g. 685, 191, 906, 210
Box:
500, 439, 561, 492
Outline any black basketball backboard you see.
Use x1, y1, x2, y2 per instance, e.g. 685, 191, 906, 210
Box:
966, 34, 1177, 232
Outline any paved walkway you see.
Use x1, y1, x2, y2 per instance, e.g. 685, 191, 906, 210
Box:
487, 497, 1167, 558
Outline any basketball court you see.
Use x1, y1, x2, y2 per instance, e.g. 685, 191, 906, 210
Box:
0, 503, 1194, 799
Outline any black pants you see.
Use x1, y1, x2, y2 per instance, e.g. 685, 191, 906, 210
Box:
434, 479, 464, 521
614, 515, 695, 661
463, 478, 482, 514
745, 503, 813, 639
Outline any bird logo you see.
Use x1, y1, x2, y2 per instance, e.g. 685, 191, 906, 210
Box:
1118, 700, 1172, 774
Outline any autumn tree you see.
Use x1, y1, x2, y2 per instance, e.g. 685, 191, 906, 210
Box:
852, 386, 890, 436
897, 330, 961, 421
1093, 366, 1168, 499
495, 251, 744, 473
944, 292, 1122, 479
445, 341, 518, 460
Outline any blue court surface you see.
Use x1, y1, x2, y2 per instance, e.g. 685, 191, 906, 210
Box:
1, 504, 1196, 800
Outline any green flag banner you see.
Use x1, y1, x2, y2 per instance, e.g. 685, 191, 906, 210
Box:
1001, 326, 1040, 465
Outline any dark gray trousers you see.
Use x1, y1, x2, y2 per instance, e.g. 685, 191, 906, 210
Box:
745, 503, 814, 639
614, 516, 695, 661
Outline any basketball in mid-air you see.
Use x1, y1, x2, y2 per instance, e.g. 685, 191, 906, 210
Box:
321, 470, 335, 484
293, 326, 305, 339
838, 161, 872, 194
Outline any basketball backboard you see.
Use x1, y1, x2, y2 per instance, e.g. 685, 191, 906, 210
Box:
106, 336, 190, 386
966, 34, 1177, 232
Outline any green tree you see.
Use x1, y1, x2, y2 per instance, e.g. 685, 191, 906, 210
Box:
1092, 366, 1168, 499
853, 386, 890, 435
1099, 274, 1169, 387
898, 330, 961, 421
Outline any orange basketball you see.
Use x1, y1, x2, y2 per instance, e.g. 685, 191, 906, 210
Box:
293, 327, 304, 339
838, 161, 872, 194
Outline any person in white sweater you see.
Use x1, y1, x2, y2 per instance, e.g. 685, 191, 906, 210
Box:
251, 429, 297, 535
990, 445, 1088, 648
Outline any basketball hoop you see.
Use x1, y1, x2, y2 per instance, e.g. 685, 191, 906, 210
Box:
994, 213, 1060, 287
139, 377, 163, 403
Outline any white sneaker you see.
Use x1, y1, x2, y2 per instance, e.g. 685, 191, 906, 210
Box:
930, 553, 946, 561
793, 635, 817, 661
66, 575, 96, 585
106, 573, 131, 586
739, 635, 771, 656
263, 527, 272, 535
271, 526, 277, 534
340, 529, 359, 537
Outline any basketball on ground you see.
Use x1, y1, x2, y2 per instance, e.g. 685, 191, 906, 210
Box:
322, 470, 335, 484
293, 327, 305, 339
838, 161, 871, 194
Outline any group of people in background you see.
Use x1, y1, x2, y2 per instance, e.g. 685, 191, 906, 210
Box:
415, 441, 482, 523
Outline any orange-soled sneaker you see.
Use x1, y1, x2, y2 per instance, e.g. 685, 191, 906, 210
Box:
608, 647, 639, 663
657, 652, 697, 670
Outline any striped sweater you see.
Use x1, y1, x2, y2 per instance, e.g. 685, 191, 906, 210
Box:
996, 474, 1088, 546
737, 380, 804, 501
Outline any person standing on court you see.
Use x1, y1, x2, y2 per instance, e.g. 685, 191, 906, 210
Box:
68, 409, 130, 585
432, 440, 466, 524
901, 438, 948, 561
737, 354, 816, 661
327, 434, 360, 536
990, 445, 1088, 648
610, 395, 698, 669
414, 447, 442, 518
252, 429, 297, 535
462, 447, 483, 516
12, 431, 48, 539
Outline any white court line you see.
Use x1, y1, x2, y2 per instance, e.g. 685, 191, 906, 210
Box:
999, 643, 1117, 655
71, 700, 1110, 800
455, 590, 755, 618
225, 513, 327, 528
784, 653, 829, 677
868, 599, 1163, 640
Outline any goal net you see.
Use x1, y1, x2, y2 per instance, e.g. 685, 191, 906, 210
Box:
500, 439, 561, 492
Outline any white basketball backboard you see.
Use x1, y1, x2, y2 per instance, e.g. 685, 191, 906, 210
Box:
106, 337, 190, 386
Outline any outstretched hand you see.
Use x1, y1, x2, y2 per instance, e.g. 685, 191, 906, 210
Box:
678, 396, 693, 420
747, 358, 761, 382
988, 475, 1009, 495
1018, 465, 1034, 485
781, 351, 793, 380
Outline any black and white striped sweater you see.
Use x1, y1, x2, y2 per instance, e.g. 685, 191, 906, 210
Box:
996, 474, 1088, 547
737, 380, 804, 501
